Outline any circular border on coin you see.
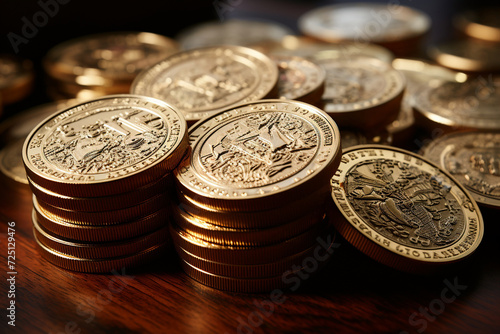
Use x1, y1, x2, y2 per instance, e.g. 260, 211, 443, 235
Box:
174, 99, 341, 211
330, 145, 484, 273
131, 45, 279, 122
22, 94, 188, 197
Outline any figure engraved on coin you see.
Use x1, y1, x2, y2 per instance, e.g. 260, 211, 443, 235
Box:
152, 59, 256, 111
345, 159, 465, 249
43, 108, 167, 175
199, 112, 318, 188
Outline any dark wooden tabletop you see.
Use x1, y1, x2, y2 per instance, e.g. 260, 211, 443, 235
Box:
1, 176, 499, 334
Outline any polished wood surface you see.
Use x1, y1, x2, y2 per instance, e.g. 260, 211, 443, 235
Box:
1, 177, 499, 334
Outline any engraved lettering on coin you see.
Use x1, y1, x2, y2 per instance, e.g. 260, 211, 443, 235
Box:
43, 107, 167, 175
345, 159, 464, 249
199, 112, 318, 188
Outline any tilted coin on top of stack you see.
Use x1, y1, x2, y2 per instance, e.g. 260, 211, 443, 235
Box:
420, 130, 500, 210
298, 3, 431, 57
329, 145, 484, 274
413, 76, 500, 133
22, 95, 188, 272
131, 45, 279, 125
43, 32, 179, 101
171, 99, 342, 292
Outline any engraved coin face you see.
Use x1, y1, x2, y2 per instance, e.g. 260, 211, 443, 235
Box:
44, 32, 179, 83
271, 55, 325, 101
331, 145, 483, 271
132, 46, 279, 121
421, 131, 500, 208
23, 95, 187, 196
319, 56, 405, 113
298, 3, 430, 43
176, 19, 293, 50
175, 100, 341, 207
414, 77, 500, 129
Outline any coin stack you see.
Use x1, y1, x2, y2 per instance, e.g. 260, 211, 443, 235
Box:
22, 95, 188, 273
43, 32, 179, 101
171, 100, 342, 292
131, 45, 279, 125
0, 54, 34, 109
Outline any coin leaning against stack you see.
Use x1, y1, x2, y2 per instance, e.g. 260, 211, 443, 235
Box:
22, 95, 188, 273
171, 99, 342, 292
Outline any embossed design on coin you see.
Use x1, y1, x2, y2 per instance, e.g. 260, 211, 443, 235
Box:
43, 108, 167, 175
23, 95, 187, 197
331, 145, 483, 271
422, 131, 500, 208
200, 112, 318, 188
131, 46, 279, 121
175, 100, 341, 208
345, 159, 464, 249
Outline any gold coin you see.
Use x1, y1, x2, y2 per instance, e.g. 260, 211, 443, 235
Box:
177, 230, 336, 293
298, 3, 430, 57
389, 58, 467, 141
420, 131, 500, 209
269, 36, 394, 64
175, 19, 293, 50
413, 77, 500, 131
170, 218, 330, 266
0, 138, 28, 185
34, 202, 169, 242
428, 40, 500, 73
131, 46, 279, 123
173, 203, 326, 246
330, 145, 484, 273
271, 54, 325, 104
34, 233, 169, 273
33, 211, 170, 259
175, 229, 335, 279
320, 56, 405, 131
174, 100, 341, 211
27, 172, 173, 212
43, 32, 179, 86
176, 184, 329, 229
34, 192, 170, 225
454, 7, 500, 43
23, 95, 188, 198
0, 54, 34, 105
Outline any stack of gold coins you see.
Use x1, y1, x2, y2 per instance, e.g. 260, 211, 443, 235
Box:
131, 45, 279, 126
453, 7, 500, 43
298, 3, 431, 57
171, 99, 342, 292
43, 32, 179, 101
329, 145, 484, 274
22, 95, 188, 273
